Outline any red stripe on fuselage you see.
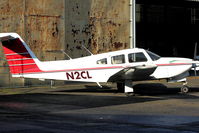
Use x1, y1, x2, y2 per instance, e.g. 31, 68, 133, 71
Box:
156, 63, 192, 66
12, 65, 124, 75
43, 66, 124, 73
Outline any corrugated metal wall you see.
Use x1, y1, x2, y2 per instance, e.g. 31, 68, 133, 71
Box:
0, 0, 130, 87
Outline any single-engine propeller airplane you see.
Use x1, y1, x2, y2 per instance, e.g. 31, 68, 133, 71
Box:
0, 33, 199, 95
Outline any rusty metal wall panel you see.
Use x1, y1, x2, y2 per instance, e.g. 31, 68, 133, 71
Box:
25, 0, 64, 16
65, 0, 92, 58
0, 0, 25, 35
89, 0, 130, 53
25, 0, 65, 61
0, 0, 25, 87
65, 0, 130, 58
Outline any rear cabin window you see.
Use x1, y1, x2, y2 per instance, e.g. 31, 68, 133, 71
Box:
111, 55, 125, 64
128, 52, 147, 63
97, 58, 107, 64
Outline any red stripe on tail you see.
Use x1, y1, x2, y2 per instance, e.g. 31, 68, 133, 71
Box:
5, 54, 32, 60
8, 59, 35, 65
9, 64, 41, 74
2, 38, 42, 74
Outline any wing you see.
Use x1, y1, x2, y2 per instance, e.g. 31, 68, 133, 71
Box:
108, 64, 157, 82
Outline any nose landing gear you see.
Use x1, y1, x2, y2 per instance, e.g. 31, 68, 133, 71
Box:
181, 82, 189, 94
181, 86, 189, 94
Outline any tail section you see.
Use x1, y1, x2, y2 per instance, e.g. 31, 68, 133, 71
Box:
0, 33, 42, 76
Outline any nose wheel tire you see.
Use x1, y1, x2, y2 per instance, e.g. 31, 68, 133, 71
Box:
181, 86, 189, 94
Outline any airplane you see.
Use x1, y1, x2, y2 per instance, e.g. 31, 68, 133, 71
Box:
0, 33, 199, 95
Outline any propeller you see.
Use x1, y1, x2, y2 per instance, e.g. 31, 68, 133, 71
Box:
194, 42, 197, 60
194, 42, 198, 76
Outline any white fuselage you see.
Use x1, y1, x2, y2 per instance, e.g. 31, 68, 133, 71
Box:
14, 48, 193, 83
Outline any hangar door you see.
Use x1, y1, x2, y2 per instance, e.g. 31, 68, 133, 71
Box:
136, 0, 199, 58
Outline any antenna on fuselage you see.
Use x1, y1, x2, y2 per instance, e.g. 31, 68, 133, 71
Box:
81, 45, 93, 55
193, 42, 198, 76
46, 50, 72, 60
61, 50, 72, 60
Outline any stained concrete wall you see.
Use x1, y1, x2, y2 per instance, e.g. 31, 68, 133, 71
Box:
0, 0, 130, 87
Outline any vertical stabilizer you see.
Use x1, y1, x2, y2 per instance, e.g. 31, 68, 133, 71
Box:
0, 33, 41, 76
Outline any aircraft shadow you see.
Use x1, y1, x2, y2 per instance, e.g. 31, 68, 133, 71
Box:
0, 93, 165, 113
59, 85, 116, 93
133, 83, 179, 96
0, 83, 198, 113
133, 83, 199, 99
58, 83, 199, 96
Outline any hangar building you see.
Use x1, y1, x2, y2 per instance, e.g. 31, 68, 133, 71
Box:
0, 0, 198, 87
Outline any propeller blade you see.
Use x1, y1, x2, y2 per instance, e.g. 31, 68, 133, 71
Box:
194, 42, 198, 60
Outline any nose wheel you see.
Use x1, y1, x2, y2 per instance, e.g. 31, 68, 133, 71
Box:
181, 85, 189, 94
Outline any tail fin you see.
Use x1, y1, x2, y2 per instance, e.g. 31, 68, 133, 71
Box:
0, 33, 41, 76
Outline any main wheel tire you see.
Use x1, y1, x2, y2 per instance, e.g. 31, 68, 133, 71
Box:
117, 82, 125, 92
181, 86, 189, 94
125, 92, 135, 97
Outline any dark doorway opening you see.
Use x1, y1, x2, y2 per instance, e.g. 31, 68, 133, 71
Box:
136, 0, 199, 58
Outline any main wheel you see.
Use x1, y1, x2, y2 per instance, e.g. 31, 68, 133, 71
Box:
117, 82, 125, 92
181, 86, 189, 94
125, 92, 135, 97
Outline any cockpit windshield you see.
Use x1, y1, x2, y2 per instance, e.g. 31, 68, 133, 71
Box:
146, 50, 161, 61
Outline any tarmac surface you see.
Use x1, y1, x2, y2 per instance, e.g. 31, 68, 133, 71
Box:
0, 78, 199, 133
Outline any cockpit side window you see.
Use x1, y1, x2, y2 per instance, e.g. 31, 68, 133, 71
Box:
97, 58, 107, 64
111, 54, 125, 64
128, 52, 147, 63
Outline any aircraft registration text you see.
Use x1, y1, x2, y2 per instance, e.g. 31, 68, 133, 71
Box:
66, 71, 92, 80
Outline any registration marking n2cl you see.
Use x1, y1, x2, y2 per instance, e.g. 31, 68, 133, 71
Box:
66, 71, 92, 80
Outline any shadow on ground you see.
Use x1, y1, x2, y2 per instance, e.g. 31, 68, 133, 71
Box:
133, 83, 199, 96
0, 83, 198, 113
0, 92, 163, 112
58, 83, 199, 96
134, 83, 178, 95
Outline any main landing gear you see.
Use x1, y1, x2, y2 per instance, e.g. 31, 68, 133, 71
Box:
117, 80, 135, 96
